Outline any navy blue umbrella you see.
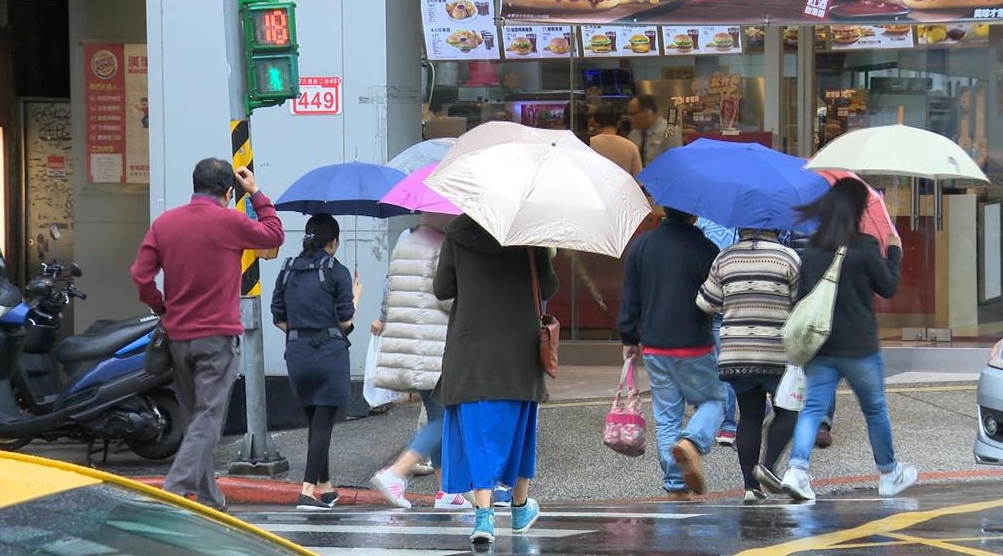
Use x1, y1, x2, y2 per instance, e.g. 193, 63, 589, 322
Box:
638, 139, 828, 233
276, 162, 411, 217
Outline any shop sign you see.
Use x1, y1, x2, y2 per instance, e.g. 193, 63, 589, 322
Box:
500, 0, 1003, 25
501, 25, 574, 58
661, 25, 741, 55
290, 76, 341, 115
580, 24, 659, 57
422, 0, 501, 60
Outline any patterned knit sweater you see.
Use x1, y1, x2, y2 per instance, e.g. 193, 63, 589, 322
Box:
695, 231, 800, 379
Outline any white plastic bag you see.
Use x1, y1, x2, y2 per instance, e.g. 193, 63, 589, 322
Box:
363, 334, 404, 408
775, 364, 806, 411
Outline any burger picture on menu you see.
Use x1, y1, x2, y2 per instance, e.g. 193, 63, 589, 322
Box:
670, 33, 693, 52
878, 24, 911, 35
627, 34, 651, 53
831, 25, 862, 45
707, 32, 734, 51
507, 36, 534, 55
589, 34, 613, 53
544, 37, 571, 54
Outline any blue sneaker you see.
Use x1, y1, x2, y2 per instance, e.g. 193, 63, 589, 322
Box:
470, 507, 495, 543
492, 485, 512, 507
511, 498, 540, 534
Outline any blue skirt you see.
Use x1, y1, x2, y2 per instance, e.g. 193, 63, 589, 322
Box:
441, 400, 538, 493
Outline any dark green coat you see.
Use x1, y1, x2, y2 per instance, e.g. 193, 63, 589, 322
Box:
432, 215, 559, 406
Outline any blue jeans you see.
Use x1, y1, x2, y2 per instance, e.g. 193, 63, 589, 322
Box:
643, 352, 726, 491
788, 354, 897, 474
409, 390, 444, 468
712, 314, 738, 434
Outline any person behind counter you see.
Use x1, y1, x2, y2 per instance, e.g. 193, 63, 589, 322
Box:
589, 103, 642, 177
627, 94, 669, 167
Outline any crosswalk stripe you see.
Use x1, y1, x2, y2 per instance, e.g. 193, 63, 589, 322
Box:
261, 524, 594, 538
302, 545, 463, 549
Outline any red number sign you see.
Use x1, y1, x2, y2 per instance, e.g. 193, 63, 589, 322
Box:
255, 9, 290, 46
290, 77, 342, 115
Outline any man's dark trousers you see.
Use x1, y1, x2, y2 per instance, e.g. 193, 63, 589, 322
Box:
163, 335, 238, 508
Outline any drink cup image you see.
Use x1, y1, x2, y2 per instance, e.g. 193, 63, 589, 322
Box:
482, 30, 494, 49
527, 33, 538, 52
475, 1, 489, 15
605, 30, 618, 51
687, 28, 700, 50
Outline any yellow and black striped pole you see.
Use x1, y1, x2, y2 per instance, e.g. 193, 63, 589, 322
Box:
231, 119, 263, 296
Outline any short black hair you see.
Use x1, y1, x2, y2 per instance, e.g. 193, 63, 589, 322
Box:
592, 103, 621, 129
664, 207, 695, 222
192, 158, 235, 197
635, 94, 660, 114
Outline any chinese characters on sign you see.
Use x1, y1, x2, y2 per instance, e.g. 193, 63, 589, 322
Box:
422, 0, 500, 61
84, 43, 149, 185
502, 25, 573, 59
290, 76, 342, 115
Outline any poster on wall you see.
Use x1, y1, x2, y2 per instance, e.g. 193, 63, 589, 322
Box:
422, 0, 501, 60
84, 43, 149, 185
499, 0, 1003, 25
580, 25, 658, 57
124, 44, 149, 184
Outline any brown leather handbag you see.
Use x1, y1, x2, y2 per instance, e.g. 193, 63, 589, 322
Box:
529, 249, 559, 378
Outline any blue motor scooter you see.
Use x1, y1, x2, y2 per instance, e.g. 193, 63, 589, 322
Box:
0, 248, 183, 463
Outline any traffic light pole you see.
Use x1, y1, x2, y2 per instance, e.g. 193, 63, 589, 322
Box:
224, 0, 288, 477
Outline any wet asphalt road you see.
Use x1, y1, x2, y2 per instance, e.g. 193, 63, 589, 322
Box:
234, 481, 1003, 555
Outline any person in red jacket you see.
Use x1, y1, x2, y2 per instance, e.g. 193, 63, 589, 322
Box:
130, 158, 285, 510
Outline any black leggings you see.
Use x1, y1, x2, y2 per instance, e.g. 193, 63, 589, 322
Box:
303, 405, 339, 485
736, 386, 798, 491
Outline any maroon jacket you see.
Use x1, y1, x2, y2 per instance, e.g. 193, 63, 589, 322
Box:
130, 192, 285, 340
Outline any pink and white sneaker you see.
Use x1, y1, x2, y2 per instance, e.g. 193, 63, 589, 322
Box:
371, 469, 411, 509
434, 491, 473, 509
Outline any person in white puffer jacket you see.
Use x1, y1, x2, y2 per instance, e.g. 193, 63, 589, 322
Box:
369, 213, 471, 510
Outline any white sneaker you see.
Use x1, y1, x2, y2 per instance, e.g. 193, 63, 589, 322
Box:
434, 491, 473, 509
878, 463, 918, 497
781, 467, 816, 501
371, 469, 412, 509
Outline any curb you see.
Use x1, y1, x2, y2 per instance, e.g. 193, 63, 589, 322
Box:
136, 468, 1003, 507
134, 476, 436, 507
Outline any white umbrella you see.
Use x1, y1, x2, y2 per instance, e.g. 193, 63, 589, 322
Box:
423, 121, 651, 258
804, 124, 989, 182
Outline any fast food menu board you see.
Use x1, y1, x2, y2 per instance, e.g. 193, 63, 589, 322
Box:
580, 25, 659, 58
422, 0, 501, 60
502, 25, 574, 59
917, 23, 991, 46
662, 26, 742, 56
829, 24, 915, 51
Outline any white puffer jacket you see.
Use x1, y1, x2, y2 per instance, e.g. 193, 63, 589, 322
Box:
373, 226, 451, 392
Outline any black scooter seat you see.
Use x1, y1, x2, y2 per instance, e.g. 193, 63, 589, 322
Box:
54, 316, 159, 363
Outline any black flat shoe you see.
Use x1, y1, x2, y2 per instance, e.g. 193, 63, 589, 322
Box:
318, 490, 340, 507
296, 494, 333, 511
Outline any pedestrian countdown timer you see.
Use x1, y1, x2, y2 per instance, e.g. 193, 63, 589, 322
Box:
240, 0, 299, 113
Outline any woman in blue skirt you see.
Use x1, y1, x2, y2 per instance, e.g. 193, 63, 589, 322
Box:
433, 215, 558, 544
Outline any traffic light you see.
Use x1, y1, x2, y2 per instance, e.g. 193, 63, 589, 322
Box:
241, 0, 299, 113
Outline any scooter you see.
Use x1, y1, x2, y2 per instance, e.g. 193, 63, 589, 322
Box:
0, 246, 183, 463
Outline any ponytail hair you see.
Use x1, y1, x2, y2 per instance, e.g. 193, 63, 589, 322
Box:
301, 214, 340, 255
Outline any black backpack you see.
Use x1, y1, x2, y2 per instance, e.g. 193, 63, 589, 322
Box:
278, 256, 339, 296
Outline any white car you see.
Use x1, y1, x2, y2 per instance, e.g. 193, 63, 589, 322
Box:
975, 340, 1003, 465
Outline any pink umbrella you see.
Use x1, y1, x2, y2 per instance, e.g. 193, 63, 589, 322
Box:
815, 169, 899, 257
379, 163, 462, 215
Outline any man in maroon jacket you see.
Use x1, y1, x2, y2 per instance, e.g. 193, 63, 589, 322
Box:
130, 158, 285, 510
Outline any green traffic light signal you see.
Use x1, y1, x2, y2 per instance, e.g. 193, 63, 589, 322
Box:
241, 0, 299, 113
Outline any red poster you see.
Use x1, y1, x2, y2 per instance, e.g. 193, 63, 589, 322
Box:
84, 44, 126, 184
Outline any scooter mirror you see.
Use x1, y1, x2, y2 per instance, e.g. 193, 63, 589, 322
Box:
70, 263, 83, 278
49, 224, 61, 241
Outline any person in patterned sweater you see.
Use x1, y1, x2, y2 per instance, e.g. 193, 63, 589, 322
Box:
696, 229, 801, 503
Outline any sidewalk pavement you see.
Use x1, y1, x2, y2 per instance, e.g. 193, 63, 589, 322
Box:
23, 364, 1003, 508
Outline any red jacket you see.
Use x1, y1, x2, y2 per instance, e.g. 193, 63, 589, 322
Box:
130, 192, 285, 340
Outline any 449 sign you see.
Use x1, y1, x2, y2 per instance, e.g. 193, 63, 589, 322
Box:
290, 76, 342, 115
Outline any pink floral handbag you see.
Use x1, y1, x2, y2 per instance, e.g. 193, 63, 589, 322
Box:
603, 358, 647, 457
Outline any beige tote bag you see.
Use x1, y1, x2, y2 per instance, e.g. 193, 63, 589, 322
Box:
782, 246, 847, 366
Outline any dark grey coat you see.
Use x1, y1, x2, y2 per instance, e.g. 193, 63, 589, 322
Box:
432, 215, 559, 407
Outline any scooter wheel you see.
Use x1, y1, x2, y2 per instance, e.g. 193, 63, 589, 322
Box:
128, 390, 183, 460
0, 437, 30, 451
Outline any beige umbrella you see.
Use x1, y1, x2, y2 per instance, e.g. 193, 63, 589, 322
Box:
424, 121, 651, 258
804, 124, 988, 183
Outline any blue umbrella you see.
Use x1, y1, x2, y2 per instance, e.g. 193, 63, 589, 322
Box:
638, 139, 829, 233
387, 138, 456, 174
276, 162, 410, 217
